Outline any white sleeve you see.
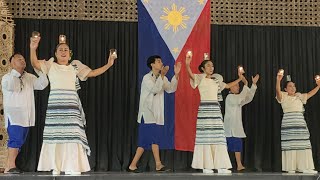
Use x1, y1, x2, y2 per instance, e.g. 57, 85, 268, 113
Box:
190, 74, 204, 89
1, 73, 20, 92
240, 84, 257, 106
32, 72, 49, 90
163, 76, 178, 93
296, 93, 308, 104
276, 91, 287, 103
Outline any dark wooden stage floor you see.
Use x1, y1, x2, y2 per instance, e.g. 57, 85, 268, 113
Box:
0, 172, 319, 180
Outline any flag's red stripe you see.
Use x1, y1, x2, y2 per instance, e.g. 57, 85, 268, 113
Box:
175, 1, 211, 152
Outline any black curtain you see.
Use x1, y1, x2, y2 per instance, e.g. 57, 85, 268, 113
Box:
211, 25, 320, 171
12, 19, 320, 172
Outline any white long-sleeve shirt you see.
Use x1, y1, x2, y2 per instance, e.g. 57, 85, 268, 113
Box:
224, 84, 257, 137
2, 69, 48, 127
137, 71, 178, 125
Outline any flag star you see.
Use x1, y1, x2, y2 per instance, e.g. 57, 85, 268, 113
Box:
172, 47, 179, 54
198, 0, 205, 5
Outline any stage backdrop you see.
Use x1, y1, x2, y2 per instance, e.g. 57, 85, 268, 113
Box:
12, 18, 320, 172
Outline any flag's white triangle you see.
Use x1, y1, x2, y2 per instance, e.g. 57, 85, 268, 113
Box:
142, 0, 208, 60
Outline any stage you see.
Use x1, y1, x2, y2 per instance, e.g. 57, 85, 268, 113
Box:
0, 172, 319, 180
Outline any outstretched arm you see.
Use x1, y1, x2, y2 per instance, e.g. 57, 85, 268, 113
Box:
225, 71, 244, 89
276, 73, 283, 101
86, 52, 117, 78
185, 53, 195, 81
163, 62, 181, 93
30, 37, 42, 71
307, 80, 320, 100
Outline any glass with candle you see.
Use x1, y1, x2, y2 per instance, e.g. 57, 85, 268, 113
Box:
32, 31, 40, 38
59, 35, 67, 43
110, 48, 117, 59
238, 65, 245, 74
278, 69, 284, 76
204, 53, 209, 60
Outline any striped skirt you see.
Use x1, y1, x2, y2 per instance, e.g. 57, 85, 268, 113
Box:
42, 89, 90, 155
281, 112, 311, 151
195, 101, 226, 145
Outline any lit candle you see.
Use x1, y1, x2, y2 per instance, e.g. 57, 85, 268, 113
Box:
32, 31, 40, 38
59, 35, 67, 43
187, 50, 192, 56
204, 53, 209, 60
238, 65, 245, 73
278, 69, 284, 76
110, 49, 117, 58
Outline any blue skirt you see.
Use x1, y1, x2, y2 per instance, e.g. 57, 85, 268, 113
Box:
226, 137, 243, 152
138, 118, 162, 149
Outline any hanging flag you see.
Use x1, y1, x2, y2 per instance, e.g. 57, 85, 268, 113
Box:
138, 0, 211, 151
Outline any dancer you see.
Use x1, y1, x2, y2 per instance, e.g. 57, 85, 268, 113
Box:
224, 74, 259, 171
186, 52, 244, 174
276, 71, 319, 174
128, 55, 181, 173
30, 35, 117, 175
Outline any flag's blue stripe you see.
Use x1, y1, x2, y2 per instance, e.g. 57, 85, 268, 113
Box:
138, 0, 175, 149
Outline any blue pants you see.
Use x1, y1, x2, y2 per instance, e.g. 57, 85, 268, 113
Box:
226, 137, 243, 152
7, 120, 29, 149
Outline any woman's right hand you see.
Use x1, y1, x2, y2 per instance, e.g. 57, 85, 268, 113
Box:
277, 73, 283, 81
185, 52, 192, 66
30, 36, 41, 50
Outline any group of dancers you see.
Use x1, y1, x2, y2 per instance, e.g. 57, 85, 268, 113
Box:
2, 32, 320, 174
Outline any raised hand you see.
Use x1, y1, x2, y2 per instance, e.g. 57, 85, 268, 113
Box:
30, 36, 41, 50
161, 66, 169, 77
185, 52, 192, 66
277, 73, 283, 81
252, 74, 260, 84
174, 62, 182, 75
238, 70, 244, 80
242, 75, 248, 86
107, 51, 117, 67
316, 78, 320, 87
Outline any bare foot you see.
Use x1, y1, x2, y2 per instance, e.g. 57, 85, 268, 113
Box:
237, 166, 245, 171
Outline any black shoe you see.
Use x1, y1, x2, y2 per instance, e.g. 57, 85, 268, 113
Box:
127, 168, 142, 173
4, 168, 23, 174
156, 166, 171, 173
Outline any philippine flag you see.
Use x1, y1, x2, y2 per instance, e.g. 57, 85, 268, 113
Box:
138, 0, 211, 151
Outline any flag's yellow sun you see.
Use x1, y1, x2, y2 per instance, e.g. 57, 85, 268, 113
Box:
160, 4, 190, 33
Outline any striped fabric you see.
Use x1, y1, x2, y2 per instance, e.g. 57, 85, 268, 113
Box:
195, 101, 226, 145
42, 89, 90, 155
72, 64, 81, 91
212, 78, 223, 102
281, 112, 311, 151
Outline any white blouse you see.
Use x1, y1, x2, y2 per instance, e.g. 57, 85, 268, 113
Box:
276, 91, 307, 113
190, 74, 226, 101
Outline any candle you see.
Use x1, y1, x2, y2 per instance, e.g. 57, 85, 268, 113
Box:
110, 49, 117, 58
278, 69, 284, 76
110, 49, 117, 54
204, 53, 209, 60
59, 35, 67, 43
238, 65, 245, 73
187, 50, 192, 56
32, 31, 40, 38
